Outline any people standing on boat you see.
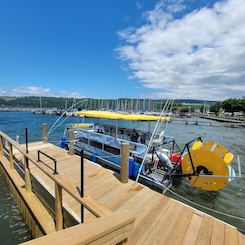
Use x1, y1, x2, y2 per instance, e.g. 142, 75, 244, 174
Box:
140, 132, 146, 144
120, 128, 124, 138
130, 129, 138, 142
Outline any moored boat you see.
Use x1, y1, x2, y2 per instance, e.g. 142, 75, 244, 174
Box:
61, 121, 240, 192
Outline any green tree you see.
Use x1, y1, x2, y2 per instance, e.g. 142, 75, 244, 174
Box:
210, 102, 222, 113
222, 98, 245, 113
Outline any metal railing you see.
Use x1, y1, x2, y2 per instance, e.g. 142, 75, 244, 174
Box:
37, 150, 58, 175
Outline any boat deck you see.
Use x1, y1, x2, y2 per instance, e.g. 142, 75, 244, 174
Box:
16, 141, 244, 244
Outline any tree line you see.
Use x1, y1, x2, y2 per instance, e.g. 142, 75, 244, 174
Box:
210, 98, 245, 113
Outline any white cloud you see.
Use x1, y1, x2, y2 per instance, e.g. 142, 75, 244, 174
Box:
10, 86, 51, 96
116, 0, 245, 100
59, 91, 82, 98
0, 86, 84, 98
0, 88, 7, 95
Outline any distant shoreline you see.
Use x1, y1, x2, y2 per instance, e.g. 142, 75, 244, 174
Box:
0, 107, 35, 112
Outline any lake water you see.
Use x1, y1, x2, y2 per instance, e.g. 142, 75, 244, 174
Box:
0, 112, 244, 243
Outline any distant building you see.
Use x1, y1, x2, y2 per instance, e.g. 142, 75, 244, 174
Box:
233, 111, 244, 116
218, 108, 225, 116
203, 103, 210, 114
224, 112, 232, 116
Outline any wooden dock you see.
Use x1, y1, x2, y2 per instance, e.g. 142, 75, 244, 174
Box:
0, 132, 244, 244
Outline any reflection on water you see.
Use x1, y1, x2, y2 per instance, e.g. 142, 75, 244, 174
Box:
0, 112, 244, 242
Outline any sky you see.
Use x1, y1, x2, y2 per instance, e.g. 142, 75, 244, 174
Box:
0, 0, 244, 100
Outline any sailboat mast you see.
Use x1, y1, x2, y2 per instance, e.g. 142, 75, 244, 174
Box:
40, 97, 42, 110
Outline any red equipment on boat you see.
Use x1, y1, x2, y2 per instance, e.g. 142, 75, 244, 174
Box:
170, 153, 182, 164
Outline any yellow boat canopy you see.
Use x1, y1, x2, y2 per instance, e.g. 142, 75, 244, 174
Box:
76, 110, 170, 121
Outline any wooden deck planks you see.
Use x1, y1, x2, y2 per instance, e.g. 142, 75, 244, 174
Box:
165, 207, 194, 245
142, 201, 184, 245
238, 231, 245, 245
196, 215, 214, 245
127, 195, 171, 244
211, 220, 226, 245
224, 225, 239, 245
182, 212, 204, 245
20, 142, 244, 245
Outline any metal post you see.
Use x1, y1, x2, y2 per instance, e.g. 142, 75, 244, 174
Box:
25, 128, 28, 154
37, 150, 40, 161
54, 160, 57, 175
80, 150, 84, 223
42, 123, 48, 143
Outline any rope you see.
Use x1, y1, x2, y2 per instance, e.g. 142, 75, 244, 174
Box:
163, 186, 245, 221
136, 99, 174, 182
48, 99, 88, 135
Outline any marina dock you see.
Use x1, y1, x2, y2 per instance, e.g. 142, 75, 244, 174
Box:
0, 131, 244, 244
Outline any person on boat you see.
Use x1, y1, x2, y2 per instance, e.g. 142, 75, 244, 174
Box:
141, 132, 146, 144
120, 128, 124, 138
130, 129, 138, 142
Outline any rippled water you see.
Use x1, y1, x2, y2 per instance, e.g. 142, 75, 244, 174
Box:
0, 177, 32, 244
0, 112, 244, 243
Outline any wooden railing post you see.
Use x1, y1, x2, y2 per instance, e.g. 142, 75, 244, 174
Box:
68, 128, 74, 155
42, 123, 48, 143
0, 135, 3, 156
55, 183, 63, 231
9, 143, 14, 169
24, 156, 32, 193
120, 142, 129, 183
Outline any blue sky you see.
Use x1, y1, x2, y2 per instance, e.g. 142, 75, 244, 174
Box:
0, 0, 244, 99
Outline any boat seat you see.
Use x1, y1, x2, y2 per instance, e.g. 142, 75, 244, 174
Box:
224, 152, 234, 165
192, 141, 203, 150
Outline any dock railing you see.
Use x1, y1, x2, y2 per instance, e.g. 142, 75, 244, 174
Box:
0, 131, 135, 241
20, 211, 134, 245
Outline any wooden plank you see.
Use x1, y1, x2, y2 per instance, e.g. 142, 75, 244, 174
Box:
8, 143, 14, 169
20, 211, 135, 245
42, 123, 48, 143
182, 212, 204, 245
165, 207, 194, 245
55, 183, 63, 231
132, 200, 174, 244
238, 231, 245, 245
211, 220, 226, 245
225, 225, 238, 245
145, 202, 184, 244
196, 215, 214, 245
120, 142, 129, 183
25, 167, 32, 193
